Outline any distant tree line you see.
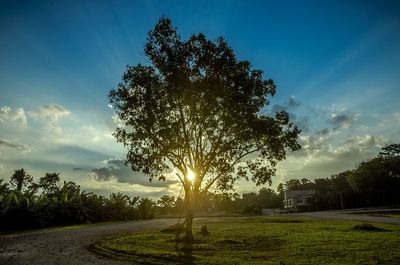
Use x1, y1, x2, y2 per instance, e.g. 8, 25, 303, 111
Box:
281, 144, 399, 212
0, 171, 156, 231
155, 144, 400, 214
2, 144, 398, 230
155, 187, 283, 216
278, 143, 400, 211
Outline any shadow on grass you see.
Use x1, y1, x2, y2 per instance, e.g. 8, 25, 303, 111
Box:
180, 241, 195, 265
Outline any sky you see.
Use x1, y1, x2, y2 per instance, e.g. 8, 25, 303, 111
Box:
1, 0, 400, 199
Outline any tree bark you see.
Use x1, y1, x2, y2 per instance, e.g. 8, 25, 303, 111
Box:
184, 187, 193, 242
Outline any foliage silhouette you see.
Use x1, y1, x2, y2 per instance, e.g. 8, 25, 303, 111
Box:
0, 171, 154, 231
276, 144, 400, 211
109, 16, 301, 241
10, 168, 33, 192
379, 143, 400, 158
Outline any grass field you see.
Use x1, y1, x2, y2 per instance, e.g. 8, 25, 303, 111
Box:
91, 216, 400, 265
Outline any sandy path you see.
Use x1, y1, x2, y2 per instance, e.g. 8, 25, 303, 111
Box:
0, 218, 178, 265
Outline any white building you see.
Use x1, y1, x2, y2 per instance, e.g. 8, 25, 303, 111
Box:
283, 189, 315, 209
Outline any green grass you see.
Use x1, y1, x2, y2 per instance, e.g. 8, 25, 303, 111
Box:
90, 216, 400, 265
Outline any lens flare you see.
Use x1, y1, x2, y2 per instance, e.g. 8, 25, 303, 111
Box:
187, 168, 195, 181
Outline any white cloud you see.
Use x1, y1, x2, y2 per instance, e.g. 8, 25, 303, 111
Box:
90, 158, 179, 188
342, 134, 387, 151
29, 103, 70, 122
81, 174, 177, 200
28, 103, 71, 141
275, 133, 388, 186
0, 106, 28, 127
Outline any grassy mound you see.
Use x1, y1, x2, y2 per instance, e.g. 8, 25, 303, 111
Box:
352, 223, 389, 232
91, 216, 400, 265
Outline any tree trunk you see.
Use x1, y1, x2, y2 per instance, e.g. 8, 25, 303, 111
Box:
184, 187, 193, 242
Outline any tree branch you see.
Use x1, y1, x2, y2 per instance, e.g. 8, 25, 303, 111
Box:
200, 147, 261, 193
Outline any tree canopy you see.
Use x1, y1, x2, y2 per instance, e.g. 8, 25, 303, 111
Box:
379, 143, 400, 158
109, 17, 301, 240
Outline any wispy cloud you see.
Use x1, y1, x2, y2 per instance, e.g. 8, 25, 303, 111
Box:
28, 103, 71, 141
29, 103, 70, 122
0, 138, 31, 152
329, 113, 356, 128
81, 175, 180, 200
91, 158, 179, 188
0, 106, 28, 128
270, 95, 300, 114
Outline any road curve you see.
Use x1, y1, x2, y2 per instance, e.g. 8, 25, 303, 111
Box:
0, 218, 178, 265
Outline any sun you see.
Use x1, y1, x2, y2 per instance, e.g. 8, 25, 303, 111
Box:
187, 168, 196, 181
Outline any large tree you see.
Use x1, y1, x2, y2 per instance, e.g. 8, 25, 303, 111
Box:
109, 17, 300, 240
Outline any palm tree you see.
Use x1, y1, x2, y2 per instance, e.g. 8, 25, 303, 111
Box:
10, 168, 33, 191
137, 198, 155, 219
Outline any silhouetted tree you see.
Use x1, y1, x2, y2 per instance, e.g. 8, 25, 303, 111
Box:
257, 187, 282, 208
137, 198, 156, 219
330, 171, 353, 209
174, 197, 185, 214
284, 179, 301, 190
347, 157, 400, 206
0, 179, 8, 202
277, 183, 285, 195
10, 168, 33, 191
379, 143, 400, 158
109, 17, 300, 241
314, 178, 335, 210
157, 195, 175, 214
39, 172, 60, 195
284, 178, 314, 191
379, 143, 400, 181
196, 191, 213, 212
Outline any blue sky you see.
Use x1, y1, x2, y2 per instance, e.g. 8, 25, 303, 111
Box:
1, 0, 399, 198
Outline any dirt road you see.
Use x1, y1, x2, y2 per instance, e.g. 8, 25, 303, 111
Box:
0, 218, 178, 265
296, 208, 400, 225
